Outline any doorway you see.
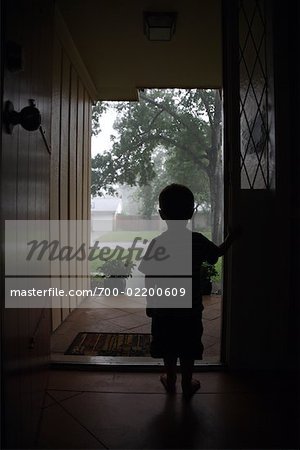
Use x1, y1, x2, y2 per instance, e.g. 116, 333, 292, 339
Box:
50, 88, 225, 366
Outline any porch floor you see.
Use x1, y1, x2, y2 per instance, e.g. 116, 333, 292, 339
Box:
51, 295, 222, 363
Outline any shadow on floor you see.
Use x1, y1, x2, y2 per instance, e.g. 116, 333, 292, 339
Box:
37, 369, 299, 449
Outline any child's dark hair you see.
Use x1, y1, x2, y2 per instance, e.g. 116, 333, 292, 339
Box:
159, 184, 194, 220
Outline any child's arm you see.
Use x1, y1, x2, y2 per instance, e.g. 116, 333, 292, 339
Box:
217, 227, 241, 257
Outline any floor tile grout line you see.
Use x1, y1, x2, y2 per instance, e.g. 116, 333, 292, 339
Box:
43, 391, 84, 409
120, 324, 151, 331
46, 391, 110, 449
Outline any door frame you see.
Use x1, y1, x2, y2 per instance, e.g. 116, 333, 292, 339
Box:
220, 0, 240, 367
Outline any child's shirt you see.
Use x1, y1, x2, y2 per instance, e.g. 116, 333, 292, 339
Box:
138, 227, 220, 315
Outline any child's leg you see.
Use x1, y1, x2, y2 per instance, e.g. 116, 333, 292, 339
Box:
160, 356, 177, 393
179, 358, 200, 396
179, 357, 194, 386
163, 356, 177, 383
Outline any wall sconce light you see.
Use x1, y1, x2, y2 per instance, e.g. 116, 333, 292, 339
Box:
143, 12, 177, 41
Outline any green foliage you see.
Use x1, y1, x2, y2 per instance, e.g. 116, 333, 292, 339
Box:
200, 262, 218, 282
89, 248, 140, 273
91, 89, 223, 242
213, 258, 222, 282
91, 152, 119, 196
96, 259, 136, 278
91, 89, 218, 199
92, 101, 109, 136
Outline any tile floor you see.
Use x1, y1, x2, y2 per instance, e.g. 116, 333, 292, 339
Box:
51, 295, 222, 363
37, 369, 299, 449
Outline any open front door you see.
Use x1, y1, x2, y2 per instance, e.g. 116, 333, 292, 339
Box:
223, 0, 290, 369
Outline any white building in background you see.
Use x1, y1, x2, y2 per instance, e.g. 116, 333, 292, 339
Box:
91, 196, 122, 242
118, 185, 140, 215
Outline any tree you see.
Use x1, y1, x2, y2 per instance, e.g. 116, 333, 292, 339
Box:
132, 145, 211, 219
133, 147, 168, 218
91, 89, 223, 243
91, 101, 108, 136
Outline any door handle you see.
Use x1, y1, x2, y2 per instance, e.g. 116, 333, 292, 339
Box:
3, 99, 51, 154
3, 99, 41, 134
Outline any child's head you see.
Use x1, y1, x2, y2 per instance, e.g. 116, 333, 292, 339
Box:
159, 184, 194, 220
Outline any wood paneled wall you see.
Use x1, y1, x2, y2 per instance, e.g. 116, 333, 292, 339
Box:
50, 23, 92, 331
1, 4, 92, 446
1, 1, 54, 447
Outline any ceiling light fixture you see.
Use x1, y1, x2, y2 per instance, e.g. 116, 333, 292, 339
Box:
143, 12, 177, 41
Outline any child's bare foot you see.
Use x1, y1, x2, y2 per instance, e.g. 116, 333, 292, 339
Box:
182, 379, 201, 398
160, 374, 177, 394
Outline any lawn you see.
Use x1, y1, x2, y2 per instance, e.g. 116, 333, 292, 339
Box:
95, 230, 160, 242
97, 229, 213, 242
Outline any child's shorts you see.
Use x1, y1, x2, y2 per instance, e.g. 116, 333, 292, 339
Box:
150, 311, 204, 359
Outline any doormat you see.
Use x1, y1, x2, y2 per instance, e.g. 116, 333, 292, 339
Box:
65, 332, 151, 357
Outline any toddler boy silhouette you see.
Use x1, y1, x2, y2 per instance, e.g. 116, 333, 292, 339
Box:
139, 184, 235, 398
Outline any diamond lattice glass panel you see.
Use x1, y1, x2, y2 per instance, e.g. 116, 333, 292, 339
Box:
239, 0, 273, 189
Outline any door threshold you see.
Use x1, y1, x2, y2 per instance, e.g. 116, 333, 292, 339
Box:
50, 353, 224, 371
